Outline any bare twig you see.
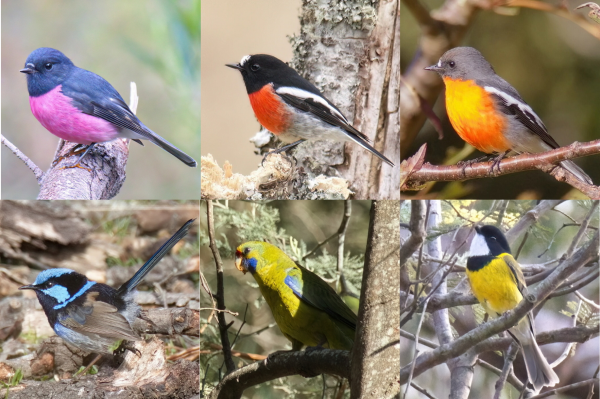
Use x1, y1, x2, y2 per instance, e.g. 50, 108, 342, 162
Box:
402, 140, 600, 198
206, 200, 236, 374
403, 297, 430, 399
549, 300, 582, 368
1, 134, 44, 183
493, 342, 520, 399
565, 201, 599, 258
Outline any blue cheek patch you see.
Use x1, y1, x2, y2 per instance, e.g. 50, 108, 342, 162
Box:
42, 285, 70, 304
51, 281, 96, 309
246, 257, 257, 274
284, 275, 303, 299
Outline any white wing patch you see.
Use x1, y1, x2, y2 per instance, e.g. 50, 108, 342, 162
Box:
275, 86, 348, 123
483, 86, 546, 131
240, 55, 251, 66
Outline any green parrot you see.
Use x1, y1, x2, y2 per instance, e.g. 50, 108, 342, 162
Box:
235, 241, 357, 351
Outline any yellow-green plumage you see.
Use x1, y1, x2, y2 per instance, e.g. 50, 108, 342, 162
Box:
235, 241, 356, 351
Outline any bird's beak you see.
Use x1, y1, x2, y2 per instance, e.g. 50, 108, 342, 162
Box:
226, 63, 243, 71
235, 255, 247, 274
19, 284, 36, 290
20, 63, 36, 74
424, 64, 442, 73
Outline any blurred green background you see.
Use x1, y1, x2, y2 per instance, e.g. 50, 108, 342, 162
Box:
401, 1, 600, 198
1, 0, 200, 199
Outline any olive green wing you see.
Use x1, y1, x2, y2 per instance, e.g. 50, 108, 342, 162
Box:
284, 264, 357, 331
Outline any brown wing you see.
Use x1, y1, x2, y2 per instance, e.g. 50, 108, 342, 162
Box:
60, 292, 140, 341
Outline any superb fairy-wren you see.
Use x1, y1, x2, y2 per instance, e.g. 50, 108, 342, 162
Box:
19, 219, 194, 354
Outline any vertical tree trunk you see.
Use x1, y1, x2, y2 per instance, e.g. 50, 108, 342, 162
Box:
291, 0, 400, 200
351, 200, 400, 398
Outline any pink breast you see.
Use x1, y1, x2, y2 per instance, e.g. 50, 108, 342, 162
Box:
29, 85, 119, 144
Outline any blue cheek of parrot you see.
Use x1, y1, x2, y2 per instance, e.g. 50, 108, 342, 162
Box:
245, 257, 258, 274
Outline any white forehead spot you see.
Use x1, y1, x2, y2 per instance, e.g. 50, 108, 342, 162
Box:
240, 55, 251, 66
437, 59, 442, 67
469, 232, 490, 257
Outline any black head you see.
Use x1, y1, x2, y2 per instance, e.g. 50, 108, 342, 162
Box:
21, 47, 76, 96
469, 225, 511, 257
226, 54, 304, 94
424, 47, 496, 81
19, 268, 96, 318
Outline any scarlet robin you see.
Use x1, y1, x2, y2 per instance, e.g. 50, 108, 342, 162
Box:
227, 54, 394, 167
425, 47, 591, 184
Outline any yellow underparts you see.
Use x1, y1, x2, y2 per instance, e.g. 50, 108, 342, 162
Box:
466, 255, 523, 317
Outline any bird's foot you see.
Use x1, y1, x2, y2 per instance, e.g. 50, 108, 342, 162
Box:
53, 143, 96, 172
489, 152, 507, 174
260, 140, 304, 167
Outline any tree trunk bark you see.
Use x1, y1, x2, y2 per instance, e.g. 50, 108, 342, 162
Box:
37, 139, 129, 200
351, 200, 400, 398
291, 0, 400, 200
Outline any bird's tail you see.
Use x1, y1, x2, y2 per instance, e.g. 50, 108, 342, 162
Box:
345, 133, 395, 167
512, 320, 559, 394
559, 160, 592, 185
142, 126, 197, 167
116, 219, 194, 296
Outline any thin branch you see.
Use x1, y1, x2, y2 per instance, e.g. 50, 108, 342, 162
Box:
403, 298, 430, 399
410, 382, 438, 399
565, 201, 599, 258
493, 342, 520, 399
207, 350, 351, 399
1, 134, 44, 183
402, 140, 600, 198
206, 200, 236, 374
528, 378, 599, 399
549, 300, 582, 369
336, 200, 351, 283
477, 358, 524, 392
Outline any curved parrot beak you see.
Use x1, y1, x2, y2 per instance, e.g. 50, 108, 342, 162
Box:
235, 252, 248, 274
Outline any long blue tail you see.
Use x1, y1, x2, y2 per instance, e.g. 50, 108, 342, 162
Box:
117, 219, 195, 295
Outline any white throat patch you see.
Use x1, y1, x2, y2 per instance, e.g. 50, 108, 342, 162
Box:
240, 55, 251, 67
469, 232, 490, 257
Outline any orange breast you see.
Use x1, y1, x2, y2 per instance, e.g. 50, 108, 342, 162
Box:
248, 84, 292, 134
443, 78, 510, 154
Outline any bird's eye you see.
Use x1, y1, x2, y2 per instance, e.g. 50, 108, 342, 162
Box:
44, 63, 53, 71
251, 64, 260, 71
491, 237, 497, 240
448, 61, 456, 68
46, 281, 54, 287
243, 247, 251, 255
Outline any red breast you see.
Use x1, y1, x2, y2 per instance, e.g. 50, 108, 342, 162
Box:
248, 84, 292, 135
